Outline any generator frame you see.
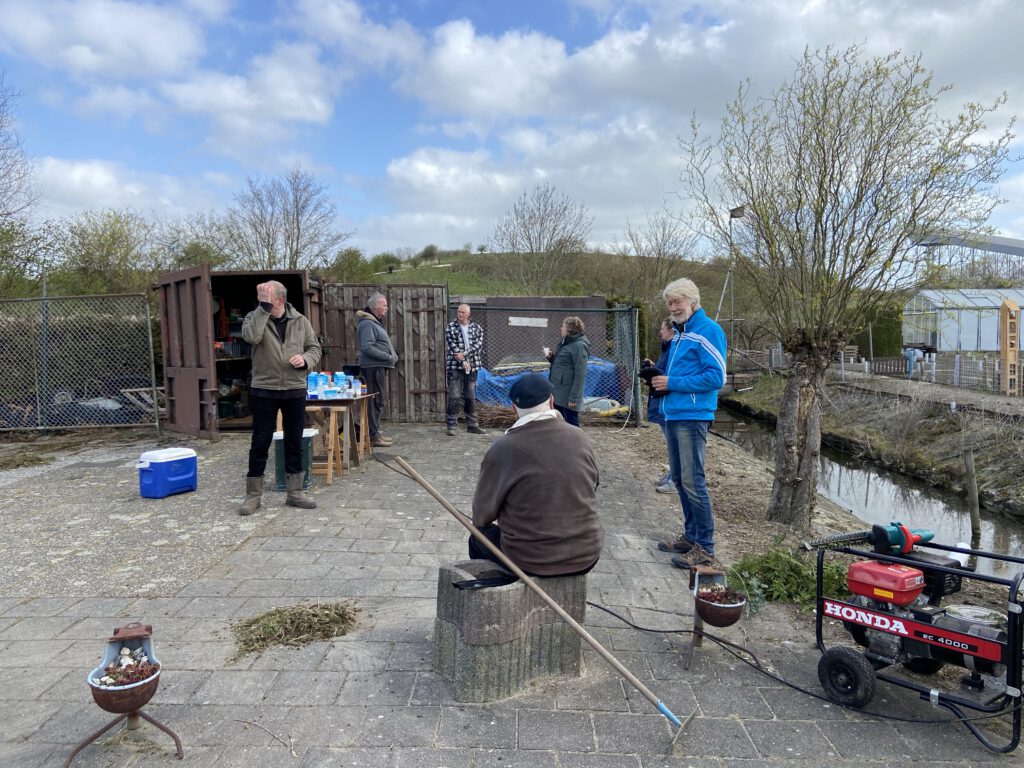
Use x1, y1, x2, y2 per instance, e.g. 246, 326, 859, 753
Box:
815, 541, 1024, 753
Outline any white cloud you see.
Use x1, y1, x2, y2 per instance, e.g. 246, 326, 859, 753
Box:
396, 20, 567, 118
73, 85, 159, 122
161, 42, 338, 158
293, 0, 422, 69
34, 157, 221, 220
0, 0, 204, 78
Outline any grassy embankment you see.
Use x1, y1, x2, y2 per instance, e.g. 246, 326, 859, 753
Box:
723, 374, 1024, 515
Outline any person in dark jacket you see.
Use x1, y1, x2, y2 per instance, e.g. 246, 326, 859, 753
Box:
470, 373, 603, 576
545, 315, 589, 427
652, 278, 727, 570
356, 291, 398, 447
237, 280, 322, 515
643, 318, 675, 493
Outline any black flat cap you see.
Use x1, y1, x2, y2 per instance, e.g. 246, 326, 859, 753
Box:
509, 373, 553, 408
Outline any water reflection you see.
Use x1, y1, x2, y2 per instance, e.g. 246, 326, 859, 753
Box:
714, 409, 1024, 579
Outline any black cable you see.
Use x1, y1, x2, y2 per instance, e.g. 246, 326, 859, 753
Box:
586, 600, 1022, 727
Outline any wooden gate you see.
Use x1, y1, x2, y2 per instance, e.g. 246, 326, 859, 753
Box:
157, 263, 218, 437
321, 283, 448, 423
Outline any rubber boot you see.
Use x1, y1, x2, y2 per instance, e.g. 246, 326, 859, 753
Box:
237, 476, 263, 516
286, 472, 317, 509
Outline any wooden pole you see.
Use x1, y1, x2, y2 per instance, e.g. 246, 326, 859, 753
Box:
395, 456, 693, 737
963, 448, 981, 538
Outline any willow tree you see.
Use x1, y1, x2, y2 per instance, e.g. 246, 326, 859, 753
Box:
682, 45, 1013, 529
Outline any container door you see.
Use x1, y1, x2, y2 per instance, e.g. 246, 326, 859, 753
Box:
157, 263, 219, 437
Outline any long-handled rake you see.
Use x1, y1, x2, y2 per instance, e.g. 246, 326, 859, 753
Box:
395, 456, 694, 750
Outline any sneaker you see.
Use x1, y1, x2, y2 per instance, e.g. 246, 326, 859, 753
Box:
655, 480, 675, 494
652, 472, 670, 487
466, 425, 485, 434
445, 427, 456, 437
670, 545, 718, 570
657, 535, 694, 554
371, 435, 393, 447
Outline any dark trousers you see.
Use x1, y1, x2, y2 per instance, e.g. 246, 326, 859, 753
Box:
446, 369, 478, 429
555, 404, 580, 427
364, 366, 390, 439
467, 524, 597, 578
248, 394, 305, 477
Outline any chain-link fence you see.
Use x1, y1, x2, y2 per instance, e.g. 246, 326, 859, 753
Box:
455, 304, 642, 425
0, 294, 161, 431
831, 350, 1019, 396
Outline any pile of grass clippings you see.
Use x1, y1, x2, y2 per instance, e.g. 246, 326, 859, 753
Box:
231, 601, 358, 660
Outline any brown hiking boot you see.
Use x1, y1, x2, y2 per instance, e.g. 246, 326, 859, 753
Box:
670, 545, 719, 570
237, 476, 263, 516
285, 472, 316, 509
657, 535, 694, 554
371, 434, 393, 447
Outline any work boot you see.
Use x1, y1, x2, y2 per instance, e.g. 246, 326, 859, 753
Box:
657, 535, 694, 553
371, 434, 393, 447
671, 544, 719, 570
285, 472, 317, 509
466, 425, 485, 434
237, 476, 263, 516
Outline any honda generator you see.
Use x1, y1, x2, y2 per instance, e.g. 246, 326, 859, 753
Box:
813, 522, 1023, 753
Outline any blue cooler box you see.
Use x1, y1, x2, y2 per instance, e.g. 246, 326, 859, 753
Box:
137, 447, 198, 499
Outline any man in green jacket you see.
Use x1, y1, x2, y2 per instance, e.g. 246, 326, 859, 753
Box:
237, 280, 321, 515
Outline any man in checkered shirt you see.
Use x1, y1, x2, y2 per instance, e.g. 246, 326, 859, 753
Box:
444, 303, 486, 436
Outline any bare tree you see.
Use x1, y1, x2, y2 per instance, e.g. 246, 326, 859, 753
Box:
1, 75, 37, 221
221, 167, 352, 270
489, 183, 593, 294
615, 208, 699, 325
681, 44, 1013, 530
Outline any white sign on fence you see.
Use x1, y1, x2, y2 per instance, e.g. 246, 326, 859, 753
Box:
508, 317, 549, 328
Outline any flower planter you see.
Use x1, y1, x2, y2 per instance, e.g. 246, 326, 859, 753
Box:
694, 588, 747, 628
88, 668, 161, 714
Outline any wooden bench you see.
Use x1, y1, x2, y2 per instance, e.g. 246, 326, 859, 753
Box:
433, 559, 588, 702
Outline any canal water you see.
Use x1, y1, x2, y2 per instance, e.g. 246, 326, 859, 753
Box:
714, 408, 1024, 579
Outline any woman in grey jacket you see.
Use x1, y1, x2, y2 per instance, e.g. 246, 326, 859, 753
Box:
545, 315, 589, 426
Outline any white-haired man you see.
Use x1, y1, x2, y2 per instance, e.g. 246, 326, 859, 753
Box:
651, 277, 727, 569
444, 303, 486, 436
356, 291, 398, 447
238, 280, 321, 515
469, 373, 603, 576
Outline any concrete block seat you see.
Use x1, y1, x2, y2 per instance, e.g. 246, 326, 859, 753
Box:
433, 559, 589, 702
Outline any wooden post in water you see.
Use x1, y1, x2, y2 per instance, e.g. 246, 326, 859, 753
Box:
963, 448, 981, 537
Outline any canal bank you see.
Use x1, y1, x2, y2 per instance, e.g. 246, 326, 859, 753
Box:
720, 373, 1024, 520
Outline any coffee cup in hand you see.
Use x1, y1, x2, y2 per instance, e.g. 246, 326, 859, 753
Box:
543, 347, 551, 357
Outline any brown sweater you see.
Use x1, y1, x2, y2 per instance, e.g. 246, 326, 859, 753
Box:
471, 416, 603, 576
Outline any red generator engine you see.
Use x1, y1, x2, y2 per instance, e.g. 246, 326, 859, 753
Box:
814, 529, 1024, 753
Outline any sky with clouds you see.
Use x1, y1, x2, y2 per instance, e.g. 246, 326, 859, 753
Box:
1, 0, 1021, 258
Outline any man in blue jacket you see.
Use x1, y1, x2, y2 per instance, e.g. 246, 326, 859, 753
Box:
651, 278, 727, 569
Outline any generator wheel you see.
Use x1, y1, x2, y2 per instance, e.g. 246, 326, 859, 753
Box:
818, 646, 876, 708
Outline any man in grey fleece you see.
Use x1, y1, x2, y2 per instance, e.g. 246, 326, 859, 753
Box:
356, 291, 398, 447
469, 373, 603, 576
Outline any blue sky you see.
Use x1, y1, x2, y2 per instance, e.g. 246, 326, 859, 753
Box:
1, 0, 1022, 258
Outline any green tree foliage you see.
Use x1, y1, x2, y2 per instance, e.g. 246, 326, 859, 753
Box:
369, 252, 402, 274
323, 246, 374, 283
49, 209, 158, 295
682, 44, 1013, 529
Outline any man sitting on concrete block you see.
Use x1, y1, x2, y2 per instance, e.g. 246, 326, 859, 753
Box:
470, 372, 603, 576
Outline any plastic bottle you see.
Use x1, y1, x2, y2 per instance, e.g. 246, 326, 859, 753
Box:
307, 372, 319, 400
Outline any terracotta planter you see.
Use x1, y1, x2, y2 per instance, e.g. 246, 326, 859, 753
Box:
694, 596, 746, 627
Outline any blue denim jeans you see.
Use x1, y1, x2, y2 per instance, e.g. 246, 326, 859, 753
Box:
664, 419, 714, 554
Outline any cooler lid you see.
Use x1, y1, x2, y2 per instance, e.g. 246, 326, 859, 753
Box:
272, 428, 319, 439
139, 447, 198, 462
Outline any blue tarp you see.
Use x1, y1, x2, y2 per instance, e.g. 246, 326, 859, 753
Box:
476, 356, 628, 406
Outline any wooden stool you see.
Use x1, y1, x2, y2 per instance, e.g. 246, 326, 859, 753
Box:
308, 405, 346, 484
